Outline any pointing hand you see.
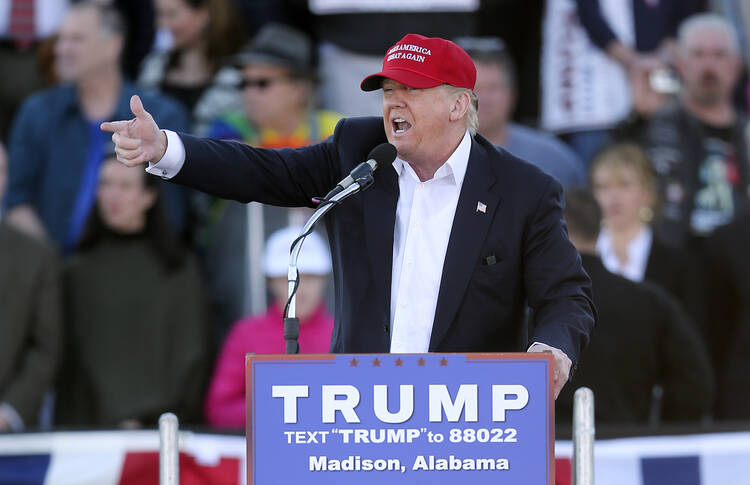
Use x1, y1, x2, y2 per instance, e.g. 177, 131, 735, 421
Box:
101, 94, 167, 167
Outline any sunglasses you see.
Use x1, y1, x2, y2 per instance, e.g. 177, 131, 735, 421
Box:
239, 76, 289, 90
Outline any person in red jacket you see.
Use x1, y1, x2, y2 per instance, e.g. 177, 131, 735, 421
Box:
204, 226, 333, 429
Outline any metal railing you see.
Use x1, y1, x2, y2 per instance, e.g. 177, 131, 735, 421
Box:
573, 387, 595, 485
159, 413, 180, 485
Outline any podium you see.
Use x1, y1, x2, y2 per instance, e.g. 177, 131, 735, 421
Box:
246, 353, 554, 484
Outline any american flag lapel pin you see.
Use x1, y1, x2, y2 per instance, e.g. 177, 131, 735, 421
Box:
476, 201, 487, 213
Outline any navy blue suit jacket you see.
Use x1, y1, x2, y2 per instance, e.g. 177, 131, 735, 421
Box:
173, 117, 596, 364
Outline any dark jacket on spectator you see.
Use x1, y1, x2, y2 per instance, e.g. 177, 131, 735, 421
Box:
0, 220, 62, 428
576, 0, 705, 53
645, 235, 705, 329
703, 211, 750, 420
557, 254, 713, 424
56, 232, 209, 426
642, 102, 750, 248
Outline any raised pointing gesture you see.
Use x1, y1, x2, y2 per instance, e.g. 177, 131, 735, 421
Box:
101, 94, 167, 167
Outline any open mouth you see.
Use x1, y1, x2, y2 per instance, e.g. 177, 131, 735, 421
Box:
392, 118, 412, 134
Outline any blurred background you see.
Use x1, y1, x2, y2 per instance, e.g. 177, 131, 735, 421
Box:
2, 0, 750, 483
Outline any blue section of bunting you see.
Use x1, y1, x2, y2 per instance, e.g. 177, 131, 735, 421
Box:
641, 456, 701, 485
0, 454, 51, 485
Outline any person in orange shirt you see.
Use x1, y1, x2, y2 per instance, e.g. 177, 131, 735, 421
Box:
207, 23, 341, 148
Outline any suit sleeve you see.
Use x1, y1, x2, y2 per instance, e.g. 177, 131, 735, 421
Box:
524, 177, 597, 366
171, 119, 346, 208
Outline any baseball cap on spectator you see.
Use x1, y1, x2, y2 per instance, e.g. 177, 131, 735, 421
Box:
361, 33, 476, 92
263, 226, 332, 278
233, 23, 315, 78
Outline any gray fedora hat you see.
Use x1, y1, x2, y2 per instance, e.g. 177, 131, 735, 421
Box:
234, 23, 315, 77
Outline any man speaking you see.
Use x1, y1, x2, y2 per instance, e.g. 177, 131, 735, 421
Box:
103, 34, 595, 398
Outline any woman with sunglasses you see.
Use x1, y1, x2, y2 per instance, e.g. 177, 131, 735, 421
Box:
207, 23, 341, 150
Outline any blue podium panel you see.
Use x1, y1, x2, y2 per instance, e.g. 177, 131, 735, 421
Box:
246, 353, 554, 485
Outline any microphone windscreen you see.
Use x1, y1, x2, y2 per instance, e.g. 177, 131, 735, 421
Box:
367, 143, 398, 168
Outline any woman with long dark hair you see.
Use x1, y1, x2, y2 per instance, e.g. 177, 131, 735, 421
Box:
55, 156, 210, 427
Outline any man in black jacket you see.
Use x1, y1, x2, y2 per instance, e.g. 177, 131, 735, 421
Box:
643, 13, 748, 248
559, 189, 713, 423
103, 33, 596, 398
703, 211, 750, 420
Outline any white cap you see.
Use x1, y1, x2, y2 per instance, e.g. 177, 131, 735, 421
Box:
263, 226, 332, 277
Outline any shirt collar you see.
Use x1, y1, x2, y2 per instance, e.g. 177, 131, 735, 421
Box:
392, 130, 472, 186
596, 225, 653, 279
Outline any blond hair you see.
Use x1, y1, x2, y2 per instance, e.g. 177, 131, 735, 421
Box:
591, 143, 656, 194
441, 85, 479, 136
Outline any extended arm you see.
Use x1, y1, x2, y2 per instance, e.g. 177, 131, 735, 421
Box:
103, 95, 343, 208
524, 178, 597, 393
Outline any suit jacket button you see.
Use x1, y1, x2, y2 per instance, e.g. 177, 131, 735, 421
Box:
383, 324, 389, 334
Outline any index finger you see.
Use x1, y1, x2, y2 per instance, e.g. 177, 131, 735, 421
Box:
100, 120, 129, 134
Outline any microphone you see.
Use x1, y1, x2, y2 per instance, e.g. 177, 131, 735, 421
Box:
323, 143, 397, 200
286, 143, 396, 354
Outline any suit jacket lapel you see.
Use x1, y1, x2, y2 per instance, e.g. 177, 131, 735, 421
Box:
363, 164, 400, 316
429, 141, 501, 350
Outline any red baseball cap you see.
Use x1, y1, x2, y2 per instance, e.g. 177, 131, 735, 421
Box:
360, 33, 476, 92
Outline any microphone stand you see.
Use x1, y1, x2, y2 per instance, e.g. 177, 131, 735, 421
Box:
284, 175, 374, 354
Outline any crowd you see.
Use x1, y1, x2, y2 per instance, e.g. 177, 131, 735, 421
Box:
1, 0, 749, 432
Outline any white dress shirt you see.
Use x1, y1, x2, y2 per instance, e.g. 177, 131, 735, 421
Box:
596, 226, 653, 282
389, 130, 471, 353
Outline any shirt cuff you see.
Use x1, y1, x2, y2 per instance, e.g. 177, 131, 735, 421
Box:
0, 402, 25, 432
527, 342, 574, 375
145, 130, 185, 179
527, 341, 554, 352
